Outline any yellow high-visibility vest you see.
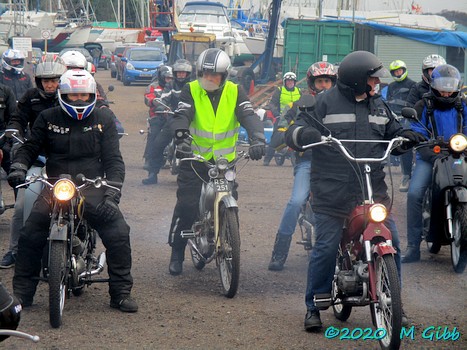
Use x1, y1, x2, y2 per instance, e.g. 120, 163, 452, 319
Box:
189, 80, 240, 161
279, 86, 301, 114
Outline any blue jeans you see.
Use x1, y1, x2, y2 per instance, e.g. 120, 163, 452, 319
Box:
305, 212, 401, 311
406, 159, 433, 248
277, 160, 311, 236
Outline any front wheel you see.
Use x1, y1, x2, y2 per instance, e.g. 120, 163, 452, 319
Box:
217, 205, 240, 298
371, 254, 402, 350
451, 204, 467, 273
49, 241, 68, 328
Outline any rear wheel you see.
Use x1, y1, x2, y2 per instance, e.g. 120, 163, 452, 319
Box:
49, 241, 68, 328
422, 188, 437, 253
217, 205, 240, 298
371, 254, 402, 350
111, 70, 116, 78
451, 204, 467, 273
331, 278, 352, 321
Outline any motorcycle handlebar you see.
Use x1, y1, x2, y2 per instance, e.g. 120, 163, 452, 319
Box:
302, 136, 409, 163
0, 330, 40, 342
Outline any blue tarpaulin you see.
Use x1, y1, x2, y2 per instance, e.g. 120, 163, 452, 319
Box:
363, 22, 467, 48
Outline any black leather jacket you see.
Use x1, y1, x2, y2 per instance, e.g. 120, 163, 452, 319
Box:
13, 105, 124, 183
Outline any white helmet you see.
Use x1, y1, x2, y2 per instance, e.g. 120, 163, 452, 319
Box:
196, 48, 231, 92
283, 71, 297, 84
58, 69, 96, 120
61, 50, 87, 69
2, 49, 25, 74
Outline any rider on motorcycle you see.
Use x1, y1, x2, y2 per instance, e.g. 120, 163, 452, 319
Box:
0, 49, 33, 101
403, 64, 467, 263
0, 54, 68, 270
406, 54, 446, 107
268, 61, 337, 271
285, 51, 425, 331
142, 65, 173, 184
384, 60, 416, 192
263, 72, 301, 166
7, 69, 138, 313
167, 48, 265, 276
142, 59, 193, 185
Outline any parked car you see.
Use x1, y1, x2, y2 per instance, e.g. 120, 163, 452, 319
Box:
110, 46, 127, 78
99, 48, 112, 70
120, 47, 164, 86
115, 46, 137, 81
59, 47, 93, 63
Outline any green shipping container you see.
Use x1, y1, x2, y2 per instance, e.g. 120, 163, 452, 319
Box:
283, 19, 355, 85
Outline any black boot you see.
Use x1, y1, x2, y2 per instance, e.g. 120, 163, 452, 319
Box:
401, 246, 420, 263
268, 234, 292, 271
169, 246, 185, 276
142, 173, 157, 185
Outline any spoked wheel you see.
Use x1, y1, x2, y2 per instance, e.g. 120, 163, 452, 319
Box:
331, 277, 352, 321
371, 254, 402, 350
217, 205, 240, 298
451, 204, 467, 273
49, 241, 68, 328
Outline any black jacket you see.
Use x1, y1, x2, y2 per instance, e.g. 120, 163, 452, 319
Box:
385, 77, 416, 115
169, 83, 265, 142
285, 81, 403, 217
13, 105, 124, 183
0, 83, 16, 131
8, 88, 57, 136
0, 70, 33, 101
406, 79, 430, 107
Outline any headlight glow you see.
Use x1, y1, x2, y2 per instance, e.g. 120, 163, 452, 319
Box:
53, 179, 76, 201
449, 134, 467, 153
369, 204, 387, 223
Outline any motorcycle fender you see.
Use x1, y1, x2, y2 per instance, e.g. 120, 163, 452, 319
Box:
372, 242, 397, 257
453, 187, 467, 203
49, 222, 68, 241
220, 194, 238, 209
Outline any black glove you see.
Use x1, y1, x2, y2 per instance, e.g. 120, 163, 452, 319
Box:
298, 127, 322, 144
7, 162, 28, 189
248, 139, 266, 160
418, 146, 440, 164
0, 283, 21, 342
96, 189, 120, 223
399, 130, 427, 149
175, 139, 192, 159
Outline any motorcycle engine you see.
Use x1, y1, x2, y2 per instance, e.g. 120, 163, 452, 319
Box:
336, 262, 367, 296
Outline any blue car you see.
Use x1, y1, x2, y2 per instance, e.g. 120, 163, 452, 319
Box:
121, 47, 164, 86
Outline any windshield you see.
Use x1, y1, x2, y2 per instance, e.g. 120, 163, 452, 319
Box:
129, 50, 162, 61
179, 5, 228, 24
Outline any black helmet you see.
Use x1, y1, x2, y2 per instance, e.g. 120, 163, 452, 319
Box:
172, 59, 192, 86
157, 65, 173, 88
338, 51, 389, 95
430, 64, 462, 105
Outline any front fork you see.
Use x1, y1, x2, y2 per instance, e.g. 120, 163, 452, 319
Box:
213, 191, 238, 252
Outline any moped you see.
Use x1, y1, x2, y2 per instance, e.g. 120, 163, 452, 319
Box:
303, 135, 407, 350
402, 107, 467, 273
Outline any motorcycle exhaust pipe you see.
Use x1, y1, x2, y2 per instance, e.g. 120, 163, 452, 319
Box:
78, 252, 106, 279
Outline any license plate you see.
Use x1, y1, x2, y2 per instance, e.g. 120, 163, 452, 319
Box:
140, 72, 152, 77
213, 178, 231, 192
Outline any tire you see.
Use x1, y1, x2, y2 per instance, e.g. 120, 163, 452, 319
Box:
274, 150, 285, 166
217, 205, 240, 298
331, 277, 352, 321
451, 204, 467, 273
104, 61, 109, 70
371, 254, 402, 350
111, 70, 116, 78
123, 76, 130, 86
49, 241, 68, 328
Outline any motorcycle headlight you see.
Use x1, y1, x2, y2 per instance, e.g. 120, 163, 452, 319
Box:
225, 169, 236, 182
369, 204, 387, 223
53, 179, 76, 201
216, 157, 229, 171
449, 134, 467, 153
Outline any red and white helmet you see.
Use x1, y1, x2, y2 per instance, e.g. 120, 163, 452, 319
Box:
306, 61, 337, 93
86, 62, 96, 76
61, 50, 88, 69
58, 69, 96, 120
